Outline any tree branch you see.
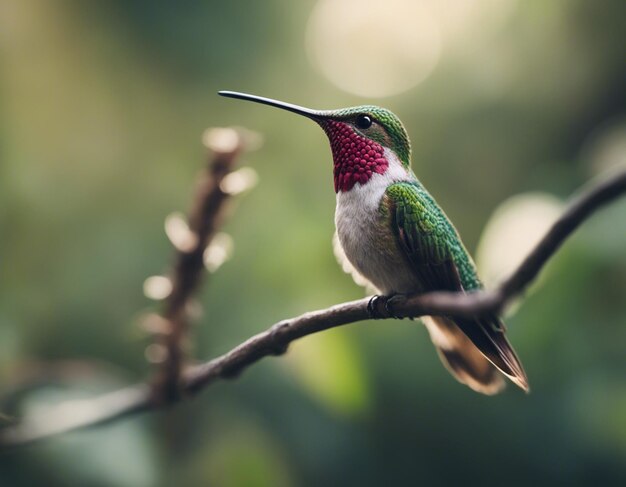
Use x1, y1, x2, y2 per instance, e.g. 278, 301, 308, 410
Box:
1, 169, 624, 449
153, 127, 248, 403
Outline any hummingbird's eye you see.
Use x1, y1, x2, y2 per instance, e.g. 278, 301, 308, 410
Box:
355, 114, 372, 129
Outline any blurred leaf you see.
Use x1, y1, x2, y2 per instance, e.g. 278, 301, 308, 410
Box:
186, 420, 294, 487
12, 383, 157, 487
284, 328, 370, 417
476, 192, 564, 287
569, 374, 626, 456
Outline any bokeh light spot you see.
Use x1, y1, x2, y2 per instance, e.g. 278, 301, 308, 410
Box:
306, 0, 517, 98
144, 344, 168, 364
143, 276, 173, 301
202, 127, 241, 153
476, 193, 564, 287
220, 167, 259, 195
203, 232, 234, 273
165, 212, 198, 253
306, 0, 441, 97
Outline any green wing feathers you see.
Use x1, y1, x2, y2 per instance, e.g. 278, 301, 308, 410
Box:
384, 182, 481, 291
385, 182, 529, 393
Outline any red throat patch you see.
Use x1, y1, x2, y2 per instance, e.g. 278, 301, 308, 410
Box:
321, 120, 388, 193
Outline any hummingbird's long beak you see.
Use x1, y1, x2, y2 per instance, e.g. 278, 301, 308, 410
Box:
218, 91, 324, 121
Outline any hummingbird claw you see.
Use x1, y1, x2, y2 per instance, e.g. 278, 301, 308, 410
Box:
384, 293, 407, 319
367, 295, 383, 319
367, 294, 407, 319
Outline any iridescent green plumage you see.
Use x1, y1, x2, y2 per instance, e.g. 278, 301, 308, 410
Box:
384, 181, 481, 291
382, 181, 528, 391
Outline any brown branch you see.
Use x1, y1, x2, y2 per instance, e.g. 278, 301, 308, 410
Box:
153, 128, 247, 403
1, 169, 624, 449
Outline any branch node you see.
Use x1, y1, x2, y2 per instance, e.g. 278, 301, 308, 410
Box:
266, 321, 291, 355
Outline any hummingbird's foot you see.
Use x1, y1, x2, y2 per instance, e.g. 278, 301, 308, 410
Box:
367, 294, 407, 319
367, 295, 384, 319
384, 293, 408, 319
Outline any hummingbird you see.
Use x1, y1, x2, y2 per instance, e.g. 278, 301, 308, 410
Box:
219, 91, 529, 394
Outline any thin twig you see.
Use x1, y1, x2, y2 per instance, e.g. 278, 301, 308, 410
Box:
154, 128, 247, 403
0, 169, 624, 449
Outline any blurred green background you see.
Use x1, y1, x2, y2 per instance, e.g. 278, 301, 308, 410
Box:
1, 1, 625, 486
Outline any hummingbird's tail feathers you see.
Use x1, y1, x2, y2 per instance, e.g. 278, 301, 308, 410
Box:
423, 316, 506, 395
453, 315, 530, 393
